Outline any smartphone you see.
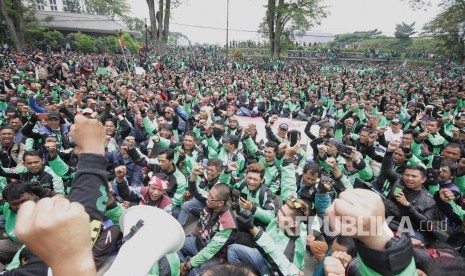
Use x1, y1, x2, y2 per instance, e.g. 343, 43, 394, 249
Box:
344, 127, 352, 136
337, 144, 353, 156
240, 192, 248, 201
111, 100, 119, 108
38, 113, 49, 120
46, 96, 54, 105
288, 130, 300, 147
432, 155, 444, 170
421, 114, 430, 123
393, 184, 404, 196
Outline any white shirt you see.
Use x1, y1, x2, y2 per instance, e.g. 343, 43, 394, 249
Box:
384, 127, 403, 142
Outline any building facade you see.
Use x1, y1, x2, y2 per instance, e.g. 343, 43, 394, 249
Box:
36, 0, 86, 12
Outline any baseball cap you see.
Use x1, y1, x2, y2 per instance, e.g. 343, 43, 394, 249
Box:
48, 111, 61, 120
279, 123, 289, 131
222, 134, 240, 145
82, 108, 93, 115
148, 176, 169, 190
391, 118, 402, 125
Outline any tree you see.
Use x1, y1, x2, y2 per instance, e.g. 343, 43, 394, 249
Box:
0, 0, 39, 51
395, 21, 416, 38
423, 2, 465, 63
333, 29, 383, 44
260, 0, 328, 58
63, 0, 83, 13
43, 30, 65, 47
76, 34, 97, 53
405, 0, 465, 63
120, 33, 139, 53
85, 0, 130, 19
146, 0, 182, 54
95, 36, 119, 54
123, 16, 145, 32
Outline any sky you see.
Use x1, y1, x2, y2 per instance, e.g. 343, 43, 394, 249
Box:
129, 0, 443, 45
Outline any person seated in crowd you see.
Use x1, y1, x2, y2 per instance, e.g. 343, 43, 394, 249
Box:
177, 158, 223, 226
179, 183, 237, 276
0, 151, 64, 194
124, 136, 187, 215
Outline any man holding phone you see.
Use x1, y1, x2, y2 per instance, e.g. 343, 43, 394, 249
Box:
176, 158, 223, 226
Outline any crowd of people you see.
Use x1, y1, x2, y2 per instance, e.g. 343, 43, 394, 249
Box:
0, 44, 464, 275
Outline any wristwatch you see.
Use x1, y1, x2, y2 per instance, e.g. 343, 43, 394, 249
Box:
183, 262, 191, 271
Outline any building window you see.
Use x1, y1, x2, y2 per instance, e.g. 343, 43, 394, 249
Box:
36, 4, 45, 10
49, 0, 57, 11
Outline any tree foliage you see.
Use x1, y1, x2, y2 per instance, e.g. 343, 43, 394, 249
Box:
0, 0, 41, 51
43, 30, 65, 47
63, 0, 83, 13
333, 29, 383, 44
123, 16, 145, 32
95, 36, 119, 54
261, 0, 328, 58
395, 21, 416, 38
75, 34, 97, 54
120, 32, 140, 53
85, 0, 130, 19
422, 1, 465, 63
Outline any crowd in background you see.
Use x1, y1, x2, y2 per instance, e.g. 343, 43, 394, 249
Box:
0, 45, 463, 275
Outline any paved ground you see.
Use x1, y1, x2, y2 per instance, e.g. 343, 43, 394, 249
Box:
238, 115, 319, 160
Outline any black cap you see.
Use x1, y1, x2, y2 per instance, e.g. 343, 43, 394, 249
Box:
48, 111, 61, 120
160, 123, 173, 132
279, 123, 289, 131
222, 134, 240, 145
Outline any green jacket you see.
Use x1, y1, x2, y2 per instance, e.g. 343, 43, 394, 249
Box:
206, 135, 245, 178
156, 136, 203, 177
253, 220, 307, 275
244, 137, 282, 194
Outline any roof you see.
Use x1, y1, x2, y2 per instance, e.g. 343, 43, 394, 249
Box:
35, 11, 142, 38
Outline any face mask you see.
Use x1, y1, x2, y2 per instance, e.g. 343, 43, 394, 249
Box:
212, 127, 223, 140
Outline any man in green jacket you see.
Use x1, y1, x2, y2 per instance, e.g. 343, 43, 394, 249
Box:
227, 197, 308, 276
179, 183, 237, 276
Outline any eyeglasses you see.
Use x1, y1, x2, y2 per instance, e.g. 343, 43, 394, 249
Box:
207, 194, 225, 202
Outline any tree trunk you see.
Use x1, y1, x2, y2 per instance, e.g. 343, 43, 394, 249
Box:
160, 0, 171, 53
157, 0, 164, 53
457, 38, 465, 64
273, 0, 284, 58
0, 0, 24, 51
146, 0, 158, 54
266, 0, 276, 58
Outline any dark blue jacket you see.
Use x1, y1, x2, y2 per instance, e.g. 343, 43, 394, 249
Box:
105, 151, 144, 186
